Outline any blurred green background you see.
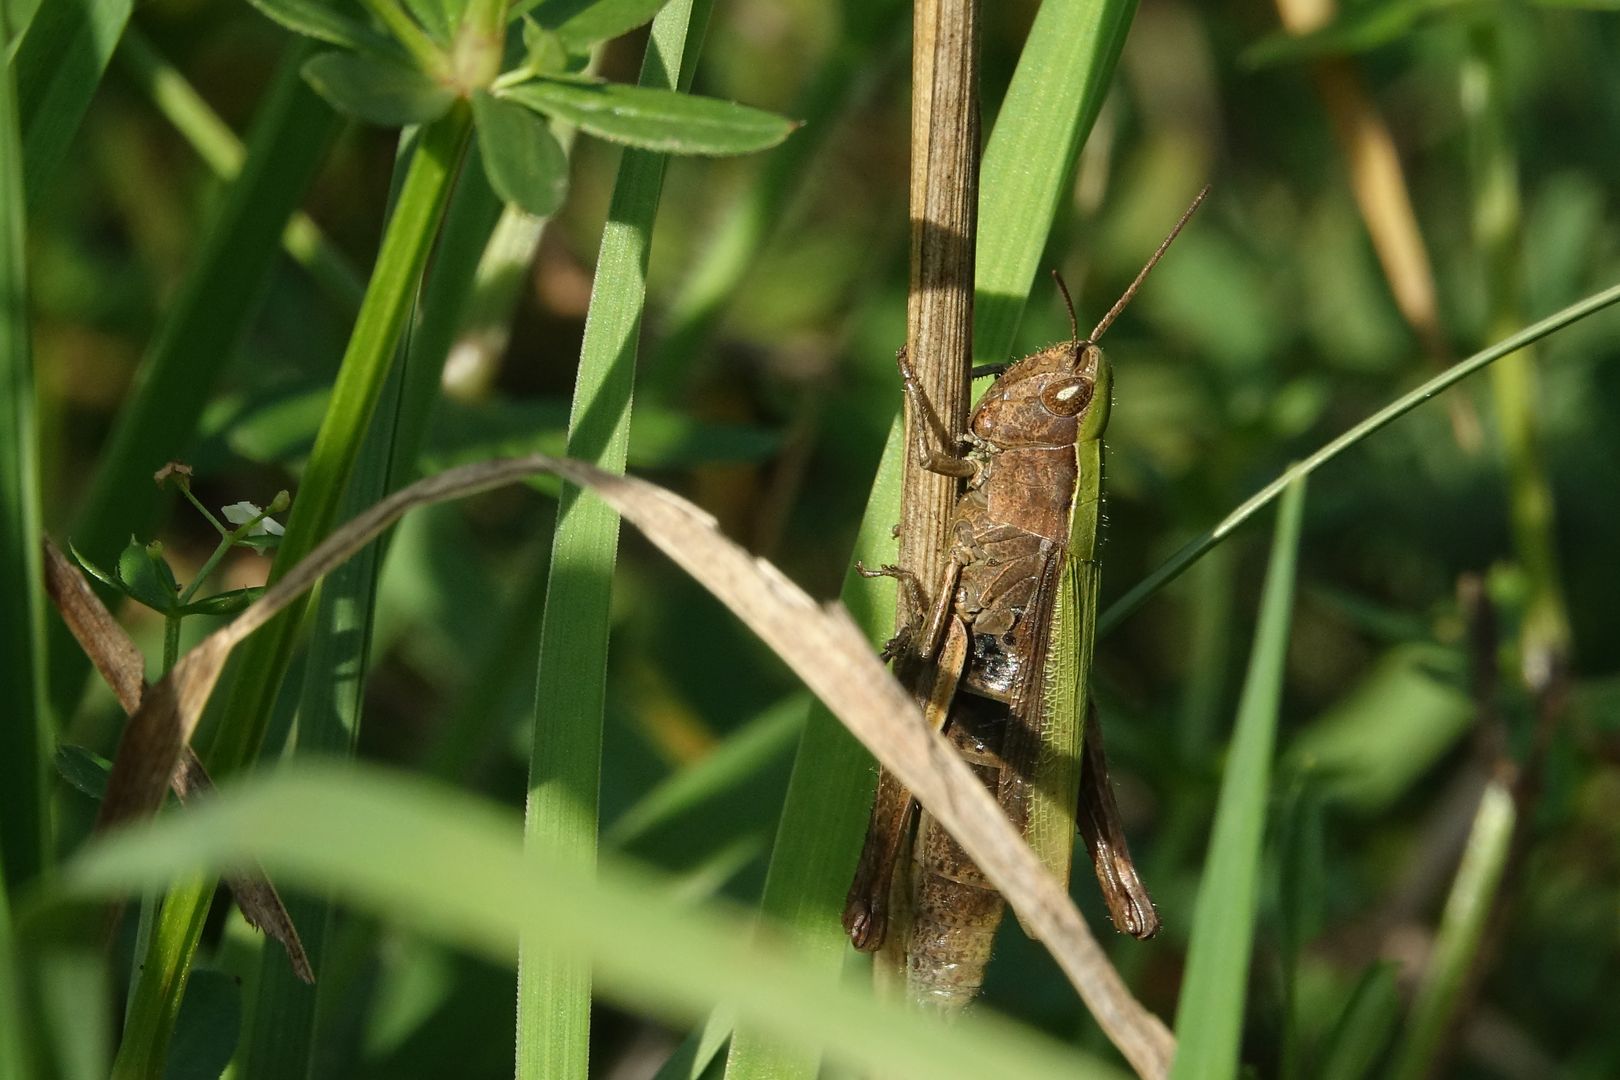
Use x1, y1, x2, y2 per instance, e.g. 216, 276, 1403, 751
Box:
19, 0, 1620, 1076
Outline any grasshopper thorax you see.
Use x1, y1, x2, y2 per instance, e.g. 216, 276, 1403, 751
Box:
970, 341, 1107, 449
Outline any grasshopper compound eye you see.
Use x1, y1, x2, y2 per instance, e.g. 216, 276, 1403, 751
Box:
1040, 376, 1093, 418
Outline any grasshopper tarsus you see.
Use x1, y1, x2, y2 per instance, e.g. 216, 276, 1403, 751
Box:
842, 895, 888, 953
856, 561, 930, 661
878, 628, 912, 664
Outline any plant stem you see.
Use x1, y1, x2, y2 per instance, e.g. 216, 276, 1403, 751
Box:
162, 615, 181, 674
112, 105, 472, 1078
516, 4, 711, 1074
110, 878, 213, 1080
0, 0, 52, 893
893, 0, 979, 999
358, 0, 448, 75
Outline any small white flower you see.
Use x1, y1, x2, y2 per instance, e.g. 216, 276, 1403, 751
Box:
222, 501, 286, 536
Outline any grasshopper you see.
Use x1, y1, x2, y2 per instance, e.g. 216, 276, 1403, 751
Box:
843, 189, 1208, 1008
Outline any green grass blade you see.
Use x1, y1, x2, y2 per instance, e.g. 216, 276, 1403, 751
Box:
720, 427, 901, 1080
1099, 277, 1620, 636
238, 142, 504, 1080
605, 696, 806, 849
517, 3, 713, 1075
0, 868, 30, 1080
1388, 780, 1515, 1080
49, 763, 1123, 1080
723, 2, 1140, 1074
116, 27, 365, 313
113, 876, 213, 1078
654, 1009, 734, 1080
972, 0, 1136, 365
0, 0, 51, 895
202, 105, 470, 775
12, 0, 133, 202
1316, 962, 1399, 1080
114, 107, 472, 1078
60, 42, 339, 712
1169, 476, 1307, 1080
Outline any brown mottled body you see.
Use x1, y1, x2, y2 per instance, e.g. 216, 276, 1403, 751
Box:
905, 695, 1008, 1010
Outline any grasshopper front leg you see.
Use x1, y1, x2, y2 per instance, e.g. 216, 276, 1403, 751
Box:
895, 346, 976, 481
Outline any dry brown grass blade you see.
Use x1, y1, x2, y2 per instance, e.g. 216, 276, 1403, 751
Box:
904, 0, 977, 570
85, 454, 1173, 1077
41, 538, 314, 982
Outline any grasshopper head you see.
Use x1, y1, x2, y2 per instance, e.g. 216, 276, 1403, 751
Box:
969, 340, 1104, 448
976, 186, 1205, 450
970, 188, 1207, 451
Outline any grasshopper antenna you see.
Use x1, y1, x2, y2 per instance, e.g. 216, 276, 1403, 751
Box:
1088, 184, 1210, 343
1051, 269, 1080, 346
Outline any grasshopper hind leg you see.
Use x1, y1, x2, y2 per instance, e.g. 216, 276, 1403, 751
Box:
1078, 704, 1160, 939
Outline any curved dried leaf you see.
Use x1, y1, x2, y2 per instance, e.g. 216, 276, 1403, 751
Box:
91, 455, 1172, 1075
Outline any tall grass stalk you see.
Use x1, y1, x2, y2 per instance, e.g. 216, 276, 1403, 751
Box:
1389, 780, 1514, 1079
723, 2, 1140, 1074
517, 2, 714, 1076
1170, 477, 1307, 1080
240, 134, 505, 1079
1099, 278, 1620, 635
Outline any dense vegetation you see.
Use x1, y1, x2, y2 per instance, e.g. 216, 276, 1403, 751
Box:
3, 0, 1618, 1077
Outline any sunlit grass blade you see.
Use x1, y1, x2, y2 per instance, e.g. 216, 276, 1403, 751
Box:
723, 2, 1141, 1074
1170, 476, 1306, 1080
1388, 780, 1515, 1080
116, 27, 365, 313
201, 104, 470, 774
59, 42, 339, 713
0, 15, 51, 893
1098, 279, 1620, 636
239, 141, 504, 1080
12, 0, 133, 201
48, 762, 1124, 1080
517, 2, 714, 1076
973, 0, 1137, 364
